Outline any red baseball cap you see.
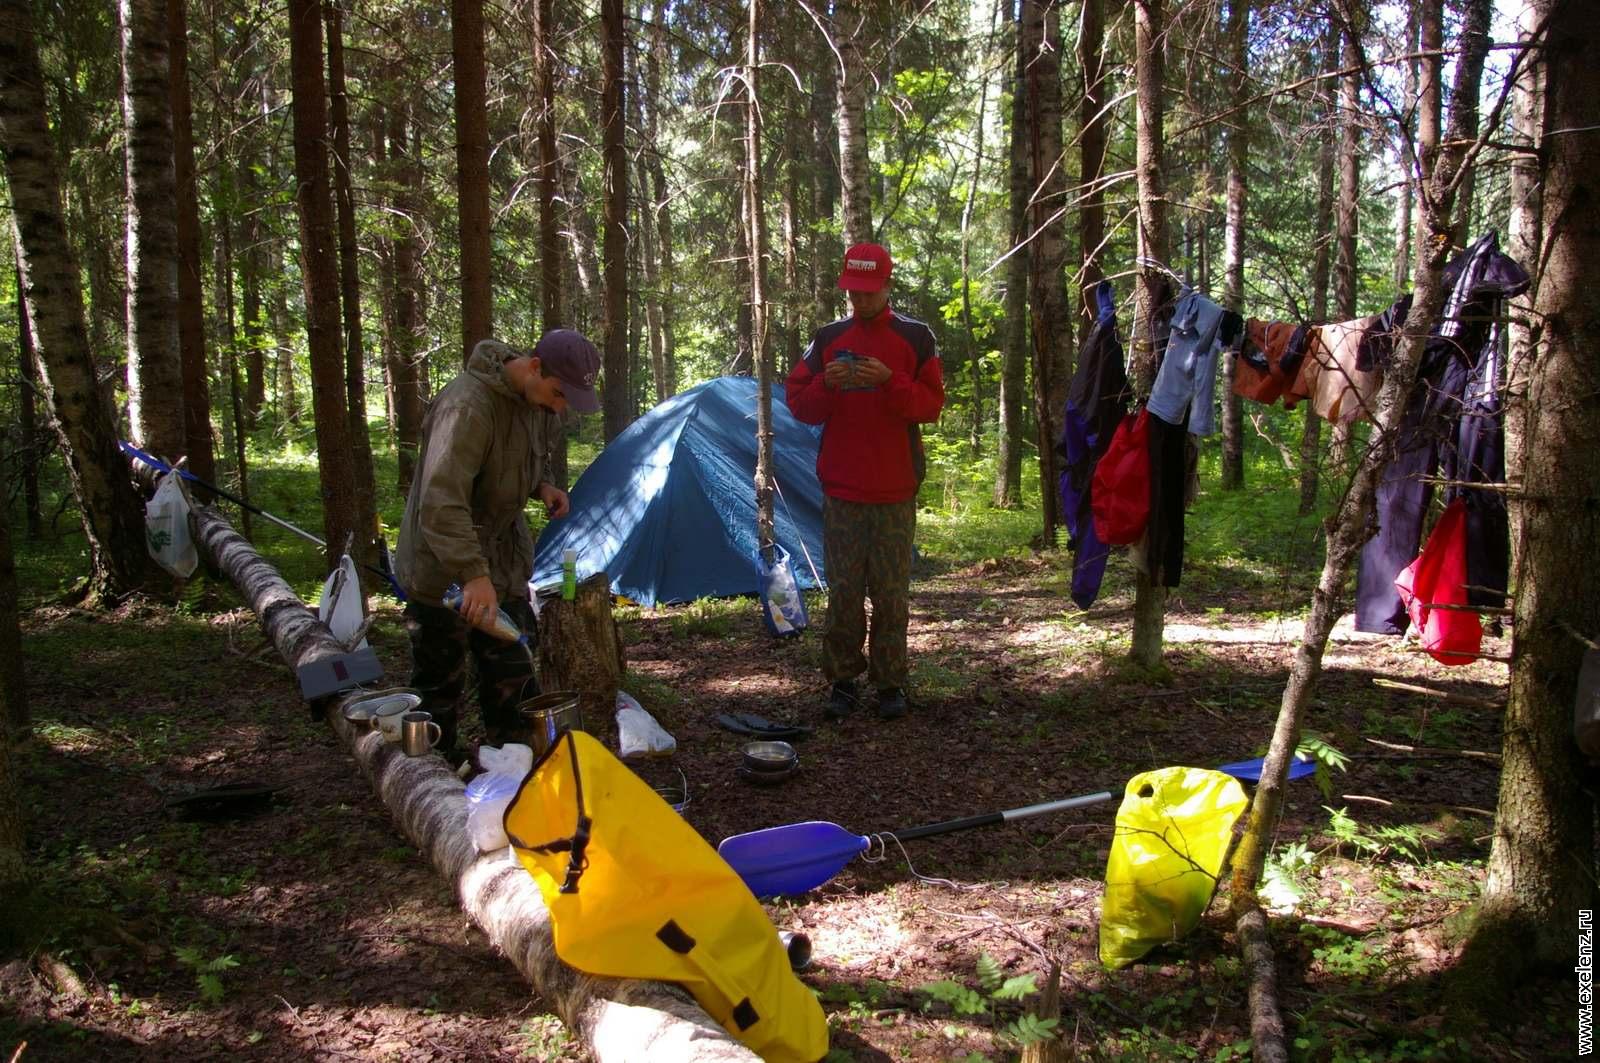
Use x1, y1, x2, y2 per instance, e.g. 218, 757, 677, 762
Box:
837, 243, 893, 292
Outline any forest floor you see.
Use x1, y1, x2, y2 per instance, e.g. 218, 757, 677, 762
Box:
0, 546, 1579, 1062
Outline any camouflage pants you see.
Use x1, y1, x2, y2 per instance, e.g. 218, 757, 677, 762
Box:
821, 496, 916, 690
403, 598, 540, 752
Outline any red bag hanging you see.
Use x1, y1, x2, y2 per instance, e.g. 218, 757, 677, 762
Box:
1091, 408, 1152, 546
1393, 498, 1482, 665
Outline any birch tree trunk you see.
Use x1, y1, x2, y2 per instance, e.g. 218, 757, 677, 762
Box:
167, 0, 216, 488
453, 0, 492, 362
1218, 0, 1249, 491
138, 485, 762, 1060
1, 0, 156, 602
600, 0, 631, 441
1453, 0, 1599, 1004
835, 0, 871, 247
1229, 3, 1493, 1057
121, 0, 186, 460
287, 0, 359, 572
13, 258, 42, 540
1130, 0, 1169, 670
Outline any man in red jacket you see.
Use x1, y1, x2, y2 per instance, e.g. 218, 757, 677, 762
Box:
784, 243, 945, 720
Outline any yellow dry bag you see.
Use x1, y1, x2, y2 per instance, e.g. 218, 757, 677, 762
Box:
505, 730, 828, 1063
1099, 766, 1248, 969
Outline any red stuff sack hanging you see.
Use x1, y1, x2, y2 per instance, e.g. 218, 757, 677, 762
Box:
1393, 498, 1482, 665
1091, 408, 1152, 546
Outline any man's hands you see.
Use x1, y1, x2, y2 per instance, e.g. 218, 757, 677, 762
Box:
536, 481, 571, 519
823, 355, 891, 390
457, 575, 499, 626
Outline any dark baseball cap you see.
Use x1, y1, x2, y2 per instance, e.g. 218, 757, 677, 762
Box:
533, 329, 601, 413
837, 243, 892, 292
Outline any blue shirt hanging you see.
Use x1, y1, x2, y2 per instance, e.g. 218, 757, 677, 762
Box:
1147, 289, 1226, 434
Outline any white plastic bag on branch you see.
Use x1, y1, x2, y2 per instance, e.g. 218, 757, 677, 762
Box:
145, 470, 198, 578
318, 553, 368, 650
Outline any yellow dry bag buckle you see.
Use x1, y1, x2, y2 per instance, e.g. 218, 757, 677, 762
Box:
508, 737, 592, 894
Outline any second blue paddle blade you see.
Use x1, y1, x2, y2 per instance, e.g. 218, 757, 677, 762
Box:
717, 820, 871, 897
1216, 754, 1317, 784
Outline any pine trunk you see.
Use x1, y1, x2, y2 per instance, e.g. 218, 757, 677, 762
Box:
646, 13, 678, 396
1130, 0, 1169, 669
121, 0, 186, 460
993, 2, 1027, 510
167, 0, 216, 487
600, 0, 631, 441
1077, 0, 1107, 351
1021, 0, 1071, 545
1, 0, 156, 601
452, 0, 492, 361
534, 0, 563, 331
0, 480, 23, 735
746, 0, 776, 551
1454, 0, 1600, 1001
287, 0, 359, 572
325, 0, 379, 590
1218, 0, 1249, 491
388, 104, 426, 496
1298, 19, 1339, 515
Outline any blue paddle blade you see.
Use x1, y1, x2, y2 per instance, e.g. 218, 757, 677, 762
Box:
717, 820, 871, 897
1217, 754, 1317, 784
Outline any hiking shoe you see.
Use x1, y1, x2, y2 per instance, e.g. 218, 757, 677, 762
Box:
876, 688, 909, 720
824, 680, 859, 720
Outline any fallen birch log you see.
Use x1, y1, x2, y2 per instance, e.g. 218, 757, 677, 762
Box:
182, 501, 761, 1062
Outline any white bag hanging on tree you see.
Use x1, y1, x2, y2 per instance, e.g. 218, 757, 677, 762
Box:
318, 553, 368, 650
144, 470, 198, 578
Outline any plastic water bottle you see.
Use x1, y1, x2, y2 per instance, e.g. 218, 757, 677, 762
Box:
561, 549, 578, 601
442, 583, 528, 645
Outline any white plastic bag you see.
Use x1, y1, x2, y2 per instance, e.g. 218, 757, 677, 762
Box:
145, 470, 198, 578
465, 743, 535, 852
616, 691, 676, 759
318, 554, 368, 650
754, 545, 808, 637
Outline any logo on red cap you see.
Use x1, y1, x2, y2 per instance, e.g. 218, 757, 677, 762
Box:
837, 243, 893, 292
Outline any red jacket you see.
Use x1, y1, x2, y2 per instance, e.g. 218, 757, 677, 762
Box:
784, 308, 945, 503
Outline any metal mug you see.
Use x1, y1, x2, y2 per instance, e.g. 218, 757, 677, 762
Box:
400, 711, 443, 757
517, 690, 584, 757
372, 700, 411, 743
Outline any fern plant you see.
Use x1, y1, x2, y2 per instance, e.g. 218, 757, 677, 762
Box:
916, 952, 1062, 1048
173, 945, 240, 1004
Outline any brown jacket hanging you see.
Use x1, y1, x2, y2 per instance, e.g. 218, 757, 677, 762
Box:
1234, 319, 1314, 407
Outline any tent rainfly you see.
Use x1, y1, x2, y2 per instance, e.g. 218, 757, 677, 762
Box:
532, 376, 827, 607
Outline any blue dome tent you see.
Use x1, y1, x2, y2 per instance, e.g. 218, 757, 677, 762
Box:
531, 376, 827, 607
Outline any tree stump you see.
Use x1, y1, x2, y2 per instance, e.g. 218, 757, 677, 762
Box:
537, 572, 625, 735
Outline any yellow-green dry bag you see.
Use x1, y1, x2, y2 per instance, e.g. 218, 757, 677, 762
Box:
505, 730, 828, 1063
1099, 766, 1248, 969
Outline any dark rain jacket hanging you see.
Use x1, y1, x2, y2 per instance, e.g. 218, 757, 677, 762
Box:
1057, 281, 1130, 608
1355, 232, 1529, 635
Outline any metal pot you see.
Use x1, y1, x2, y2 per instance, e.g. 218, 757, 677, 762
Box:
518, 690, 584, 757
